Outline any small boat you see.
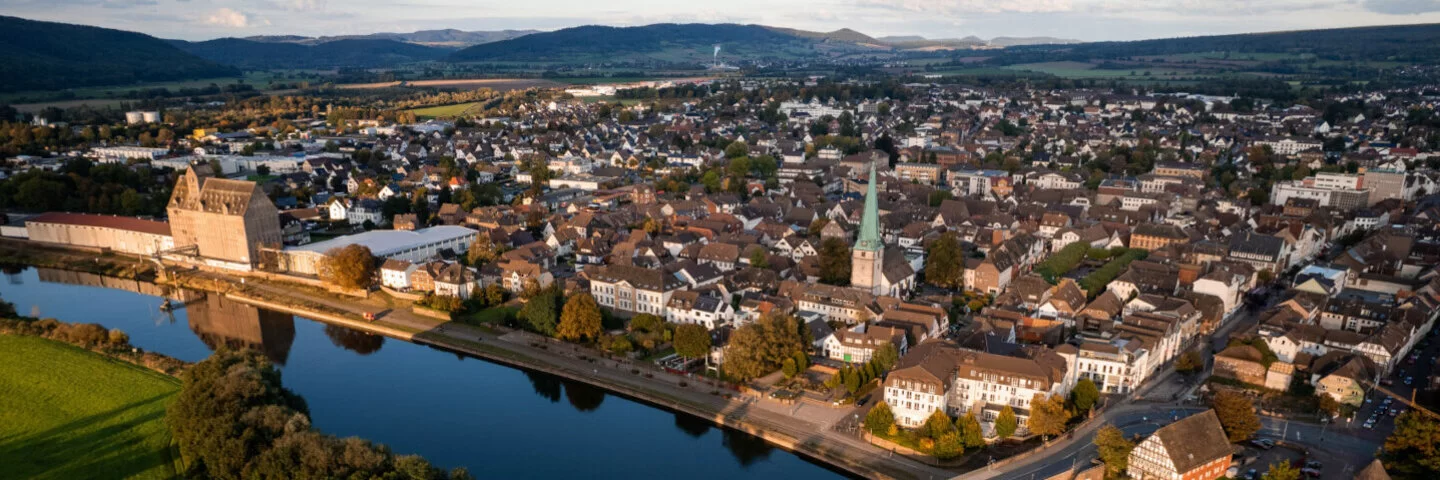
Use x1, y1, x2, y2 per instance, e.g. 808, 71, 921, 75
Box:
159, 299, 174, 312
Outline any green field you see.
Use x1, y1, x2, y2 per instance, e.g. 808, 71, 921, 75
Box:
0, 335, 181, 480
1001, 61, 1201, 80
408, 101, 485, 119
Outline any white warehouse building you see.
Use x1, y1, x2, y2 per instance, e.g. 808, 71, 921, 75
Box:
282, 226, 478, 276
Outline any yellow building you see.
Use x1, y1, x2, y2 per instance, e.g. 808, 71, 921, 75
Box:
192, 128, 216, 140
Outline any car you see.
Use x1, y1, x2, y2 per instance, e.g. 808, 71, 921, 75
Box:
1364, 421, 1375, 429
1366, 397, 1374, 404
1305, 460, 1323, 469
856, 397, 868, 407
1391, 409, 1399, 416
1405, 376, 1414, 385
1251, 439, 1275, 449
1301, 467, 1323, 478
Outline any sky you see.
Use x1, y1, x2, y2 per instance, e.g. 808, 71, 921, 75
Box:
5, 0, 1440, 42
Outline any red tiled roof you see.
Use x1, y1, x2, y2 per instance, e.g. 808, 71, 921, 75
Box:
28, 212, 171, 236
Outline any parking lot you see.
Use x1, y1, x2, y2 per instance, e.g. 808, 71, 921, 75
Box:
1349, 327, 1440, 435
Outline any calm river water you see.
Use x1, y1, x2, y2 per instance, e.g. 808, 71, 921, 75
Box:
0, 267, 844, 479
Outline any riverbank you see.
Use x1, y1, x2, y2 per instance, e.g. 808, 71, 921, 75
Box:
13, 252, 951, 480
0, 335, 181, 480
217, 280, 920, 480
162, 270, 935, 479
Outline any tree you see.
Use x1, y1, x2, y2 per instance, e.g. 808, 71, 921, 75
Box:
720, 314, 805, 381
1211, 390, 1262, 442
924, 232, 965, 289
995, 405, 1018, 439
1383, 411, 1440, 477
923, 409, 956, 439
466, 236, 500, 266
1175, 350, 1203, 374
1316, 393, 1340, 417
957, 412, 985, 449
628, 313, 664, 334
318, 245, 376, 290
725, 140, 749, 159
1027, 394, 1070, 440
781, 358, 799, 378
673, 323, 711, 359
749, 248, 769, 269
518, 288, 561, 336
1261, 461, 1300, 480
808, 218, 829, 236
1070, 378, 1100, 414
1094, 424, 1135, 478
556, 293, 603, 341
864, 401, 895, 435
933, 432, 964, 460
872, 343, 899, 371
818, 237, 852, 286
843, 368, 862, 393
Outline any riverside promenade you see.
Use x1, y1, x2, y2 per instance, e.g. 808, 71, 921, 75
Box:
175, 269, 954, 480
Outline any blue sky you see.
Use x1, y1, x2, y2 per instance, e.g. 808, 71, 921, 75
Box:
6, 0, 1440, 41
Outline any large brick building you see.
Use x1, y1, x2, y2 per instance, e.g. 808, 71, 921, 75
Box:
167, 164, 281, 269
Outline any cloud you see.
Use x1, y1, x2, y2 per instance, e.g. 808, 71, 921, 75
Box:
284, 0, 328, 11
860, 0, 1074, 14
203, 8, 251, 28
1362, 0, 1440, 14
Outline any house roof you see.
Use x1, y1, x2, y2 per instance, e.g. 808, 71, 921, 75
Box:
27, 212, 171, 236
1146, 410, 1234, 474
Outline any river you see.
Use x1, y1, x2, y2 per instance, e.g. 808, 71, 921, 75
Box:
0, 267, 845, 479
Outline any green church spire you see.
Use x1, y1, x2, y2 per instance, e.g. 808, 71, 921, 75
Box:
854, 161, 882, 252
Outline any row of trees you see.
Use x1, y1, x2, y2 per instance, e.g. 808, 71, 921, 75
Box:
823, 344, 900, 394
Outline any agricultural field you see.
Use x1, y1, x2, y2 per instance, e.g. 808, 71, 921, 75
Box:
408, 101, 486, 119
0, 71, 304, 105
1001, 61, 1203, 80
0, 335, 181, 480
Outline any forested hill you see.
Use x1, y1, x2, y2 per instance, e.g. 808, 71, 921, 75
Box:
0, 16, 239, 93
448, 23, 832, 63
170, 38, 452, 69
992, 23, 1440, 64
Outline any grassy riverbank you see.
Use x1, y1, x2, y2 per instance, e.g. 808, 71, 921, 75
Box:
0, 335, 180, 480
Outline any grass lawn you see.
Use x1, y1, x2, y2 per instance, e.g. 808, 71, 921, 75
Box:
0, 335, 181, 480
407, 101, 484, 119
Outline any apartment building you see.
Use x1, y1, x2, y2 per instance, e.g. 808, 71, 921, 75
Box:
588, 264, 689, 316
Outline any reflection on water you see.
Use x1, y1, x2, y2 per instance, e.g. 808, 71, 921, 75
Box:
187, 294, 296, 365
526, 370, 563, 403
563, 379, 605, 412
723, 428, 776, 467
675, 412, 714, 438
0, 266, 844, 480
323, 324, 384, 355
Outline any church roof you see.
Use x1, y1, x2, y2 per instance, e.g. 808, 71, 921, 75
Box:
854, 161, 883, 252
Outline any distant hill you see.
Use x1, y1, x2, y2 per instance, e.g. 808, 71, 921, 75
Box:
875, 34, 1078, 50
243, 29, 538, 48
988, 36, 1082, 47
994, 23, 1440, 64
768, 27, 883, 45
0, 15, 239, 93
449, 23, 857, 63
172, 38, 450, 69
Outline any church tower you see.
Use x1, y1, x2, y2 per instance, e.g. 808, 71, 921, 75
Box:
851, 162, 884, 295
